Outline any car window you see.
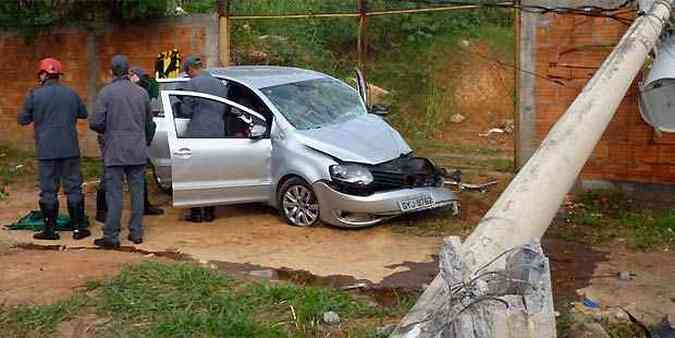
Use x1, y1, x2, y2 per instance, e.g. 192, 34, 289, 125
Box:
227, 82, 273, 135
261, 78, 366, 130
154, 79, 228, 117
168, 93, 265, 139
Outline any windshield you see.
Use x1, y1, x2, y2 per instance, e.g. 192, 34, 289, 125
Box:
261, 78, 366, 130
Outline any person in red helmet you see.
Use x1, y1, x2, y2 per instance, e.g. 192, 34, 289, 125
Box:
18, 58, 90, 241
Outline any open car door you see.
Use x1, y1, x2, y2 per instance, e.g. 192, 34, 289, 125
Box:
160, 90, 272, 207
355, 68, 369, 109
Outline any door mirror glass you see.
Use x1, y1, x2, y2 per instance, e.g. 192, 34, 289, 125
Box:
250, 124, 267, 139
370, 104, 389, 116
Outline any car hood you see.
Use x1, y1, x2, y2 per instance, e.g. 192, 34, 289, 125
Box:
294, 114, 412, 165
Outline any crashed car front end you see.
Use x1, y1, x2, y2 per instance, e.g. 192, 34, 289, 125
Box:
314, 154, 459, 228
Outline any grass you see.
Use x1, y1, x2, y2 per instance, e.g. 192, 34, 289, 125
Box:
554, 189, 675, 250
0, 295, 89, 338
0, 144, 103, 201
226, 0, 514, 143
0, 261, 406, 338
390, 206, 473, 237
0, 145, 36, 200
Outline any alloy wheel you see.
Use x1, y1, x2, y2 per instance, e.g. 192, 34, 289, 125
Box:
282, 185, 319, 227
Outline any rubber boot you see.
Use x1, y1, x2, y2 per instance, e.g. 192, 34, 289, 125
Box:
187, 207, 203, 223
95, 188, 107, 223
34, 203, 60, 240
203, 206, 215, 223
93, 237, 120, 249
144, 180, 164, 216
69, 201, 91, 240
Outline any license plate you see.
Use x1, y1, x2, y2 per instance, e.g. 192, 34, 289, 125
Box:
398, 194, 435, 213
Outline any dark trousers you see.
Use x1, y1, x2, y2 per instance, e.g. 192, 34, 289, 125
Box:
38, 158, 83, 209
104, 164, 145, 241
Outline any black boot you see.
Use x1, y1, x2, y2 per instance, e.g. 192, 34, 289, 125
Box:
95, 188, 107, 223
187, 207, 203, 223
203, 206, 215, 223
34, 203, 60, 240
144, 180, 164, 216
69, 201, 91, 240
93, 238, 120, 249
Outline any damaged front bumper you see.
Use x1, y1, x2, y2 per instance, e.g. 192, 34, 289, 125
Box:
313, 181, 459, 228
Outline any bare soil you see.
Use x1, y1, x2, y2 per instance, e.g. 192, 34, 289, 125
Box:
1, 42, 673, 333
436, 41, 516, 153
0, 247, 154, 306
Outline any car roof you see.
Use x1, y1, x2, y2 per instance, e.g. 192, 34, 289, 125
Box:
159, 66, 329, 89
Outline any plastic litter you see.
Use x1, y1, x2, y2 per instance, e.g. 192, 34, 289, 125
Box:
3, 210, 89, 232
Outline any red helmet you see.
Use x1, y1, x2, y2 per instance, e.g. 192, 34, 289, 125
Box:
38, 58, 63, 75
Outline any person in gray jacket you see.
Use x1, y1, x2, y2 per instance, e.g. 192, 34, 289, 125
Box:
182, 56, 227, 223
90, 55, 153, 248
18, 58, 90, 241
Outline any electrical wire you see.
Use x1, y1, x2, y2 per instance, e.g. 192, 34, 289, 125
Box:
390, 0, 638, 25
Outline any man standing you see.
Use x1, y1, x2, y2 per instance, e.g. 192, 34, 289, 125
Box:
181, 56, 227, 223
18, 58, 90, 241
90, 55, 152, 248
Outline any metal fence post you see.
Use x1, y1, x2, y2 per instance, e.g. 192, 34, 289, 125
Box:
217, 0, 231, 67
357, 0, 369, 69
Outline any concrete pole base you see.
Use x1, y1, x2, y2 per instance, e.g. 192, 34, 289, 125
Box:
391, 237, 556, 338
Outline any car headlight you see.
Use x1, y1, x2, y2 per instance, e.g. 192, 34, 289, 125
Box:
329, 164, 374, 185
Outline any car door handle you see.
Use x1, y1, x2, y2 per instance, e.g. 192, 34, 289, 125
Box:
173, 148, 192, 158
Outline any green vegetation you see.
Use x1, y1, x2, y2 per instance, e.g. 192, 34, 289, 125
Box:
0, 145, 36, 200
557, 189, 675, 249
0, 144, 102, 200
0, 261, 409, 337
227, 1, 514, 146
0, 0, 171, 37
390, 204, 473, 237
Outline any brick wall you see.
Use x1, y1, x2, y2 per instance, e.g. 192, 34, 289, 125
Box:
534, 13, 675, 185
0, 14, 218, 157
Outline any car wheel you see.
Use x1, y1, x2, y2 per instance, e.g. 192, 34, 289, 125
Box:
151, 164, 172, 195
278, 177, 320, 227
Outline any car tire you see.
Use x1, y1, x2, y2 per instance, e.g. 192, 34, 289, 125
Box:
278, 177, 320, 227
151, 164, 172, 195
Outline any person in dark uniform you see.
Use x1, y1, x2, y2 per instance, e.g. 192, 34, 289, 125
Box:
90, 55, 153, 248
18, 58, 90, 240
94, 66, 164, 223
129, 66, 163, 216
181, 56, 227, 223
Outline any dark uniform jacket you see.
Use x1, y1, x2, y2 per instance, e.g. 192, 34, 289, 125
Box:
183, 71, 227, 138
91, 76, 152, 167
17, 79, 88, 160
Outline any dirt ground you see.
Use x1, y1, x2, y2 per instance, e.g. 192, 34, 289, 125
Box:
0, 185, 445, 288
0, 247, 153, 306
1, 43, 673, 334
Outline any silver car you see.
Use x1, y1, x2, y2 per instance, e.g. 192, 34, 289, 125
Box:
149, 66, 458, 228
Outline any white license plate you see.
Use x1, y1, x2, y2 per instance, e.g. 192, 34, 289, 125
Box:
398, 194, 435, 212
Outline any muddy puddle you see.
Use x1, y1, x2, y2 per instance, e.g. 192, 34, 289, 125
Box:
16, 242, 187, 260
543, 238, 610, 303
15, 242, 426, 307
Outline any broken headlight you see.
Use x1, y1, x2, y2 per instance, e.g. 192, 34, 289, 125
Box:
329, 164, 374, 186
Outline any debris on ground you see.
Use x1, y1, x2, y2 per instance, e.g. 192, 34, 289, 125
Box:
564, 321, 610, 338
322, 311, 341, 325
479, 128, 506, 137
377, 324, 397, 336
449, 113, 466, 124
340, 282, 367, 290
368, 83, 391, 105
249, 269, 277, 279
501, 119, 515, 133
444, 179, 498, 193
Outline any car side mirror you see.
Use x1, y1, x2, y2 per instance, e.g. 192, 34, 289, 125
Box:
370, 104, 390, 116
250, 124, 267, 140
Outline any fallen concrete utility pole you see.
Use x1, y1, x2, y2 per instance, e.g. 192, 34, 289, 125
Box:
391, 1, 674, 337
